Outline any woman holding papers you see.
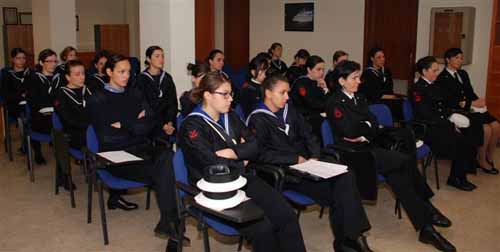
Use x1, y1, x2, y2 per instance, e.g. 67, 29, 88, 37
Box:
246, 74, 374, 252
26, 49, 62, 164
326, 60, 456, 252
178, 71, 307, 252
87, 54, 182, 246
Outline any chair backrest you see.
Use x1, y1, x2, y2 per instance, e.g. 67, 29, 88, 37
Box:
402, 98, 414, 122
230, 72, 246, 89
173, 149, 189, 198
368, 104, 393, 127
86, 126, 99, 153
234, 104, 245, 121
52, 112, 64, 130
176, 113, 184, 130
321, 119, 334, 147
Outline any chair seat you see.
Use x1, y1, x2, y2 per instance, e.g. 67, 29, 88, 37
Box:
69, 148, 84, 160
30, 132, 52, 142
201, 212, 240, 236
416, 144, 431, 160
283, 190, 316, 205
96, 170, 146, 190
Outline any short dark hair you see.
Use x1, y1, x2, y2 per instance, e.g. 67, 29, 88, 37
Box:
65, 60, 85, 76
38, 49, 57, 63
416, 56, 437, 75
190, 71, 231, 103
104, 54, 129, 73
443, 48, 463, 65
268, 42, 283, 55
206, 49, 224, 63
332, 60, 361, 87
333, 50, 348, 63
187, 62, 210, 78
294, 49, 310, 60
305, 55, 325, 71
261, 73, 289, 98
248, 55, 270, 78
11, 48, 26, 58
60, 46, 77, 61
367, 47, 383, 66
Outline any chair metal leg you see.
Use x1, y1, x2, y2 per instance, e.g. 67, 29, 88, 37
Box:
202, 223, 210, 252
55, 162, 60, 195
26, 135, 34, 182
296, 210, 302, 219
87, 168, 93, 224
434, 157, 440, 190
395, 199, 402, 219
237, 236, 244, 252
98, 181, 109, 245
146, 187, 151, 210
68, 173, 76, 208
319, 206, 325, 219
5, 113, 13, 161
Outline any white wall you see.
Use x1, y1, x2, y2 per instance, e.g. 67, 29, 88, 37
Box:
416, 0, 493, 96
0, 0, 31, 66
250, 0, 365, 69
214, 0, 224, 51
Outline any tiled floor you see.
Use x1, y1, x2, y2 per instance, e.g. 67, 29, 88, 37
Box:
1, 137, 499, 252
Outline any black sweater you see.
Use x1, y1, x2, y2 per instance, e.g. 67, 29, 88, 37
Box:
238, 79, 262, 118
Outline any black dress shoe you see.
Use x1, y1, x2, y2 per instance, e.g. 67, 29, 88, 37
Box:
333, 236, 375, 252
154, 221, 191, 246
479, 166, 499, 175
166, 239, 180, 252
462, 179, 477, 190
34, 154, 47, 165
426, 203, 452, 228
447, 177, 475, 191
107, 196, 139, 211
355, 235, 375, 252
419, 225, 456, 252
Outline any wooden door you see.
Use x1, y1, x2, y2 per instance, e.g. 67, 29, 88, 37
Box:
195, 0, 215, 62
3, 25, 34, 67
94, 24, 130, 56
224, 0, 249, 70
486, 0, 500, 119
363, 0, 419, 84
432, 12, 463, 58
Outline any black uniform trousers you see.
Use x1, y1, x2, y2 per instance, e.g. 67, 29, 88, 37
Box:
286, 155, 371, 242
371, 127, 434, 230
238, 174, 307, 252
105, 145, 177, 213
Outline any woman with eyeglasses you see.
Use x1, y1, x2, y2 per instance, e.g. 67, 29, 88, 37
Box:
86, 50, 110, 92
133, 46, 178, 141
290, 55, 329, 140
26, 49, 62, 164
2, 48, 31, 119
246, 73, 374, 252
239, 55, 269, 118
179, 62, 210, 117
178, 71, 306, 252
87, 54, 183, 246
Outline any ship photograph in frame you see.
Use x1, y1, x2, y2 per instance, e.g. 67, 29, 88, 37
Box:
285, 3, 314, 32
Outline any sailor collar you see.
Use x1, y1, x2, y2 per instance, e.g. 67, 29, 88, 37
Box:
60, 86, 92, 107
142, 69, 167, 98
187, 104, 236, 145
246, 102, 290, 135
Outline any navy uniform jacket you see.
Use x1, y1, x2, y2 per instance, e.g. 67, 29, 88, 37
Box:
238, 79, 262, 118
359, 66, 394, 103
26, 71, 62, 133
436, 68, 480, 111
134, 69, 178, 130
270, 59, 288, 75
54, 86, 92, 149
1, 68, 30, 117
246, 102, 320, 166
55, 63, 69, 85
85, 73, 108, 92
178, 106, 258, 183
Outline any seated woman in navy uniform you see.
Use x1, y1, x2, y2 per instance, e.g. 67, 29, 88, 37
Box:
26, 49, 62, 164
2, 48, 30, 119
86, 54, 182, 244
179, 62, 210, 117
178, 72, 306, 252
359, 47, 404, 121
239, 55, 269, 118
268, 42, 288, 74
437, 48, 499, 174
326, 60, 456, 252
286, 49, 310, 86
55, 46, 78, 85
409, 56, 478, 191
290, 55, 329, 140
85, 50, 110, 92
246, 74, 374, 252
133, 46, 178, 142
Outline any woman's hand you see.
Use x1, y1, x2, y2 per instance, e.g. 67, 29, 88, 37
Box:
297, 155, 307, 164
382, 94, 398, 99
137, 110, 146, 119
163, 122, 175, 135
343, 136, 366, 143
111, 122, 121, 129
215, 148, 238, 160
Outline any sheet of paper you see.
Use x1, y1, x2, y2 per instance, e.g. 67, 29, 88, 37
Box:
97, 151, 143, 163
290, 160, 348, 179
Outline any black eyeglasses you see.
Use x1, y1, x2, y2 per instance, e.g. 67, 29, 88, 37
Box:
212, 91, 233, 99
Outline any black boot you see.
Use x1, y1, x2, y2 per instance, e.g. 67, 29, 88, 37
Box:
419, 225, 456, 252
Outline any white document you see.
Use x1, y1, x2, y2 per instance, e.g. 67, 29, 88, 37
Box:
97, 151, 143, 163
290, 160, 348, 179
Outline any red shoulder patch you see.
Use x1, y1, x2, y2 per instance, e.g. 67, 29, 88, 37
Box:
188, 130, 199, 140
413, 92, 422, 103
334, 108, 343, 119
299, 87, 307, 97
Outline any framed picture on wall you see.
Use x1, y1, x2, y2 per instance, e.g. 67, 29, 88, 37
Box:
18, 12, 32, 25
285, 3, 314, 32
3, 7, 18, 25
